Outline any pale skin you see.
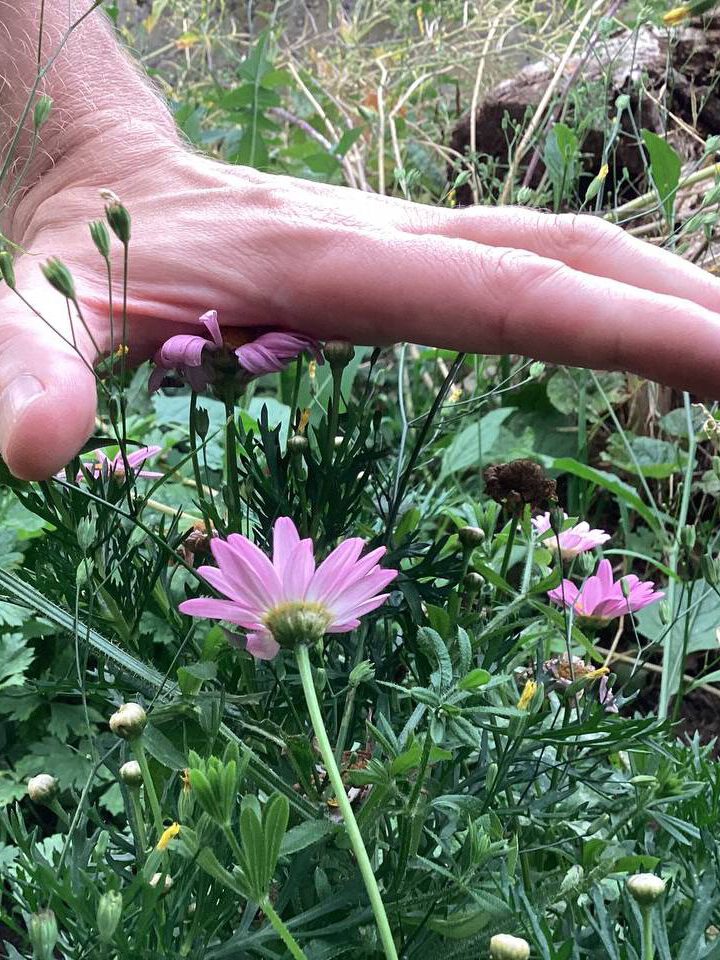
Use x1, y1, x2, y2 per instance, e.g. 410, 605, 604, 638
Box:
1, 3, 720, 480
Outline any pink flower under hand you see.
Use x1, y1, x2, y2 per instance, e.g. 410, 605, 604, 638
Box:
148, 310, 323, 393
80, 445, 163, 480
179, 517, 398, 661
547, 558, 663, 625
532, 511, 610, 559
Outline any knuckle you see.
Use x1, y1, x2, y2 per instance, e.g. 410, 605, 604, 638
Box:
545, 212, 622, 256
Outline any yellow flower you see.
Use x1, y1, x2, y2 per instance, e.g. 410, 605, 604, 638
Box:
517, 679, 538, 711
598, 163, 609, 181
584, 666, 610, 681
662, 5, 690, 25
156, 822, 181, 851
448, 385, 462, 404
297, 408, 311, 435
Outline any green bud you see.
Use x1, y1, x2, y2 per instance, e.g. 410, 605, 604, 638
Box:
626, 873, 666, 907
89, 220, 111, 259
105, 200, 132, 245
41, 257, 76, 300
96, 891, 123, 943
194, 405, 210, 440
659, 599, 671, 625
119, 760, 143, 788
33, 94, 53, 130
485, 761, 498, 793
187, 751, 238, 826
680, 524, 697, 551
576, 550, 596, 576
349, 660, 375, 686
548, 505, 565, 535
287, 434, 309, 454
489, 933, 530, 960
0, 251, 16, 289
27, 774, 58, 804
323, 339, 355, 369
463, 571, 485, 591
458, 525, 485, 548
109, 702, 147, 740
28, 909, 59, 960
76, 516, 96, 553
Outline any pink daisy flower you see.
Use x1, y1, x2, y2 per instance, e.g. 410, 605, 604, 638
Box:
547, 558, 663, 625
532, 511, 610, 559
148, 310, 322, 392
179, 517, 398, 660
80, 445, 163, 480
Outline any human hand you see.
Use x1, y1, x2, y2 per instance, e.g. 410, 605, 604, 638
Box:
2, 126, 720, 481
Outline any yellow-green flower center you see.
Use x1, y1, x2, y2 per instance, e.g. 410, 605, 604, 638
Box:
264, 600, 332, 647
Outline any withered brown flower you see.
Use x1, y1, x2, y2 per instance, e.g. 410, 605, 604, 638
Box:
483, 459, 557, 512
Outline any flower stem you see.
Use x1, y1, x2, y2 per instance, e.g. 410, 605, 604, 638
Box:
499, 515, 518, 581
131, 739, 163, 839
641, 906, 654, 960
223, 391, 242, 524
295, 644, 398, 960
127, 787, 148, 858
260, 897, 310, 960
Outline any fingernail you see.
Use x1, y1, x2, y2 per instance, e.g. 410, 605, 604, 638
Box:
0, 375, 44, 457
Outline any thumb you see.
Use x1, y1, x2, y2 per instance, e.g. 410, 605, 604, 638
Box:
0, 276, 98, 481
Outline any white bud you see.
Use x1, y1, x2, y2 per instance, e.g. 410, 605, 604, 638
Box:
119, 760, 143, 788
626, 873, 666, 906
109, 702, 147, 740
27, 774, 58, 804
490, 934, 531, 960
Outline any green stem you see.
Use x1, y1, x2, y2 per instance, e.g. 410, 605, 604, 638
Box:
131, 740, 163, 839
642, 906, 654, 960
127, 787, 148, 858
295, 644, 398, 960
224, 391, 242, 526
260, 897, 310, 960
499, 514, 518, 581
189, 391, 214, 534
406, 727, 433, 814
334, 684, 359, 767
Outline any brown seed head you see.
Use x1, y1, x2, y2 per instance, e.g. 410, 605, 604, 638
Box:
483, 459, 557, 512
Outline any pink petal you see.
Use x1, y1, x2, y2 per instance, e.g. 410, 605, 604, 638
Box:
595, 559, 614, 592
272, 517, 302, 578
327, 567, 398, 620
282, 540, 316, 600
214, 536, 283, 608
329, 593, 391, 627
246, 630, 281, 661
179, 597, 257, 625
160, 333, 215, 369
548, 581, 578, 606
200, 310, 223, 347
126, 445, 162, 468
307, 539, 366, 602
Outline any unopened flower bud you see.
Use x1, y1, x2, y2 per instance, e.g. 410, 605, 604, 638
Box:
96, 891, 123, 943
323, 339, 355, 369
659, 599, 671, 625
458, 526, 485, 548
109, 702, 147, 740
288, 434, 309, 454
576, 550, 596, 576
89, 220, 111, 259
41, 257, 76, 300
680, 524, 697, 552
0, 251, 16, 288
463, 571, 485, 591
485, 761, 498, 792
28, 909, 58, 960
349, 660, 375, 686
105, 200, 132, 244
27, 774, 58, 804
548, 505, 565, 535
626, 873, 666, 907
702, 552, 720, 586
489, 933, 531, 959
119, 760, 143, 788
33, 94, 53, 130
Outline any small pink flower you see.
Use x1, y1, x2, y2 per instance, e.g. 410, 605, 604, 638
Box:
532, 512, 610, 559
149, 310, 323, 392
179, 517, 397, 661
80, 445, 163, 480
548, 558, 663, 624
